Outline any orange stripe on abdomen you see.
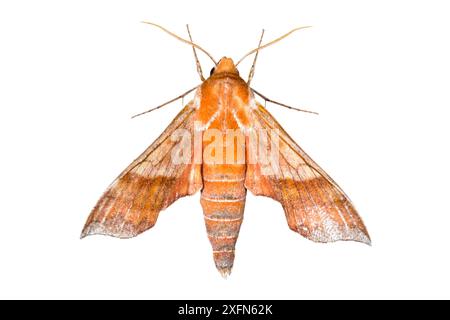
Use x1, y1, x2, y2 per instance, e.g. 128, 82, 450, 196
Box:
201, 164, 246, 276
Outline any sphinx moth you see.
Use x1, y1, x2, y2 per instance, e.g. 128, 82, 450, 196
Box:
81, 23, 370, 276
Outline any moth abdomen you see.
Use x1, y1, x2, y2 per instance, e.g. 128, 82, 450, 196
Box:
200, 166, 246, 276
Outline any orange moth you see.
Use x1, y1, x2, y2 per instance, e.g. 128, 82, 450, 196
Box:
81, 23, 370, 276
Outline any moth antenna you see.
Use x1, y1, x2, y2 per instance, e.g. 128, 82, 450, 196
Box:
236, 26, 311, 66
186, 24, 205, 81
131, 86, 198, 119
252, 88, 318, 115
247, 29, 265, 85
142, 21, 217, 65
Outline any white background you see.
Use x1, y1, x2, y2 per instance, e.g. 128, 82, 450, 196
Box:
1, 0, 449, 299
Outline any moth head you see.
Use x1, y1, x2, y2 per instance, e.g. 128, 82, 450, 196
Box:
210, 57, 239, 76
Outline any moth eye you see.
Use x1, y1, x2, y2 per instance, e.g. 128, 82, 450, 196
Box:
209, 67, 215, 76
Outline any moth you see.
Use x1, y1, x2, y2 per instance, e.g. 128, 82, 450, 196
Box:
81, 23, 370, 276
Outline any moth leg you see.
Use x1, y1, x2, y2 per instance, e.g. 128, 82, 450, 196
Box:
131, 86, 198, 118
251, 88, 318, 115
247, 29, 265, 85
186, 24, 205, 81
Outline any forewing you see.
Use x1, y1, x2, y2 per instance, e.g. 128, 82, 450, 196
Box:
245, 103, 370, 244
81, 103, 202, 238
